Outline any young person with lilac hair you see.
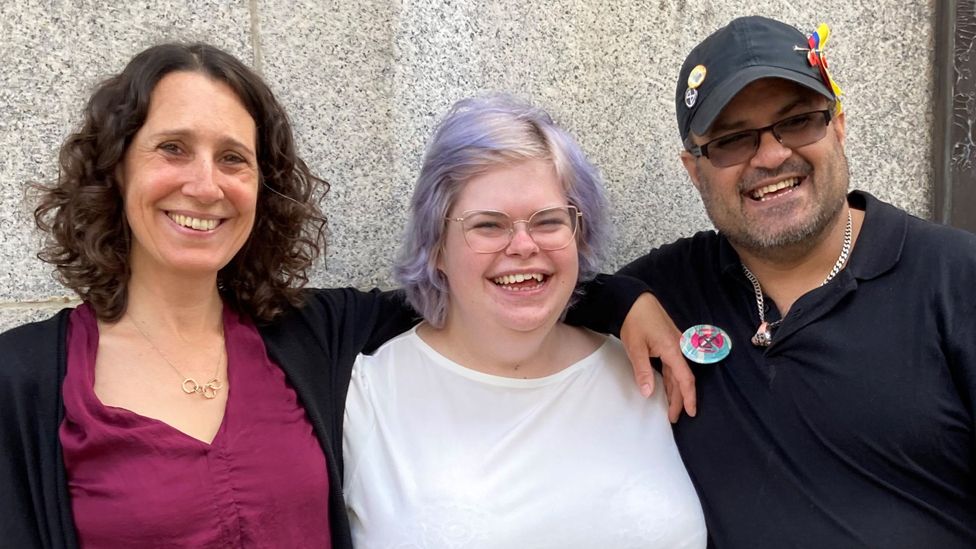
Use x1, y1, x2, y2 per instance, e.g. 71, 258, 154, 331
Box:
342, 95, 707, 547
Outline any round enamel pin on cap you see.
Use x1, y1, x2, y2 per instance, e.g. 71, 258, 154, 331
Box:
680, 324, 731, 364
684, 64, 707, 108
687, 65, 707, 89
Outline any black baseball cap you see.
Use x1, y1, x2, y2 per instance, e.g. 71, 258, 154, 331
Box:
675, 16, 836, 143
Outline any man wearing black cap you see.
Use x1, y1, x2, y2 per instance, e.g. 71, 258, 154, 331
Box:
618, 15, 976, 547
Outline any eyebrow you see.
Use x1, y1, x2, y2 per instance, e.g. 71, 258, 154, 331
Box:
707, 96, 822, 136
147, 129, 256, 157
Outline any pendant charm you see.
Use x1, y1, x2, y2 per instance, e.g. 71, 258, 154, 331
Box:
182, 378, 223, 399
680, 324, 732, 364
751, 322, 773, 347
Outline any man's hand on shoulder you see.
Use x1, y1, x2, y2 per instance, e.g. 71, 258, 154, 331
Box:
620, 293, 697, 423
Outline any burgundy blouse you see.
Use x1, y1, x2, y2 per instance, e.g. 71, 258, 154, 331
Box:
60, 303, 332, 548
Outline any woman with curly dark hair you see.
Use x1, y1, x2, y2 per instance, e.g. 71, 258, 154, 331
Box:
0, 42, 425, 548
35, 44, 324, 323
0, 42, 693, 549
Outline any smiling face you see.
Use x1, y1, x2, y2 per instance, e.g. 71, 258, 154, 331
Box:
120, 71, 259, 281
437, 159, 579, 336
681, 78, 849, 255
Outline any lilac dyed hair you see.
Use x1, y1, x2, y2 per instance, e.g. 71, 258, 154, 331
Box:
394, 94, 609, 328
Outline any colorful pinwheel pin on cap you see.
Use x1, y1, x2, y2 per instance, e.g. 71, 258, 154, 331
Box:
796, 23, 844, 100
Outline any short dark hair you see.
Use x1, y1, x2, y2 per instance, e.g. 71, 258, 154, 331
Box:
33, 43, 327, 322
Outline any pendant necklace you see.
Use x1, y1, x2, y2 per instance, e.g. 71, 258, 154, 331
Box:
743, 210, 852, 347
131, 316, 226, 399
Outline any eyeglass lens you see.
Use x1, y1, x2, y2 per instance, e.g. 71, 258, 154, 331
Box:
460, 206, 579, 253
705, 110, 831, 167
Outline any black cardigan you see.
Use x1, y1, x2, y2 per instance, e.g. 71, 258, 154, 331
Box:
0, 278, 642, 548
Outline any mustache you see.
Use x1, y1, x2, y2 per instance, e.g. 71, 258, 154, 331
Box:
737, 159, 813, 193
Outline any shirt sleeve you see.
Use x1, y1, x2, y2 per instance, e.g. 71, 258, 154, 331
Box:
0, 314, 76, 548
342, 355, 376, 489
359, 289, 422, 354
945, 288, 976, 473
301, 287, 421, 357
564, 274, 651, 337
939, 231, 976, 472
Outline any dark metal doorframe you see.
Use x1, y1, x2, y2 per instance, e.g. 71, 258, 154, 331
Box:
933, 0, 976, 232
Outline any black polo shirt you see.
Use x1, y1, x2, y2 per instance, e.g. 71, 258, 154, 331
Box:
619, 191, 976, 548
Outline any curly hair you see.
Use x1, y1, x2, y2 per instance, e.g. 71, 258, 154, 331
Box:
33, 43, 327, 323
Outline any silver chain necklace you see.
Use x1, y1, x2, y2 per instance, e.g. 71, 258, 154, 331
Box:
743, 210, 852, 347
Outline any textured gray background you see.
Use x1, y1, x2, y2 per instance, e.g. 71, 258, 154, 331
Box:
0, 0, 935, 331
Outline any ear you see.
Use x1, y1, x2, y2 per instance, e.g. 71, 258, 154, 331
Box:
434, 239, 446, 272
832, 110, 847, 147
680, 150, 703, 192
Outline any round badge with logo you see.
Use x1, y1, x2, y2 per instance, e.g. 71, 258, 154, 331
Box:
680, 324, 731, 364
687, 64, 707, 89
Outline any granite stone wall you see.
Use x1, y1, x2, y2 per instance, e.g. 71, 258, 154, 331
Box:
0, 0, 935, 330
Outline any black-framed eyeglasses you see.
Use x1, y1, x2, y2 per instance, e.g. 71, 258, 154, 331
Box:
446, 205, 582, 254
687, 109, 833, 168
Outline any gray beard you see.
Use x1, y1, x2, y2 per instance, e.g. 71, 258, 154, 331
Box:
723, 197, 845, 260
698, 151, 850, 261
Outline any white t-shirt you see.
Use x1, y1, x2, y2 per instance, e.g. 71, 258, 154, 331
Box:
343, 327, 706, 549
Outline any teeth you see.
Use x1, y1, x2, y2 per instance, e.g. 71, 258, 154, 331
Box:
751, 177, 799, 201
168, 213, 218, 231
492, 273, 545, 287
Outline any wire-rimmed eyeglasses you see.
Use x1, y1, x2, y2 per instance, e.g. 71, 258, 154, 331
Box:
446, 205, 582, 254
687, 109, 833, 168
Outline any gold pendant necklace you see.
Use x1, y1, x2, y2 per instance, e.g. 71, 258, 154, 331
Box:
130, 316, 226, 399
742, 210, 852, 348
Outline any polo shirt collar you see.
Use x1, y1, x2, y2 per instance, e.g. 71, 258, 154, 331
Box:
845, 190, 906, 280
